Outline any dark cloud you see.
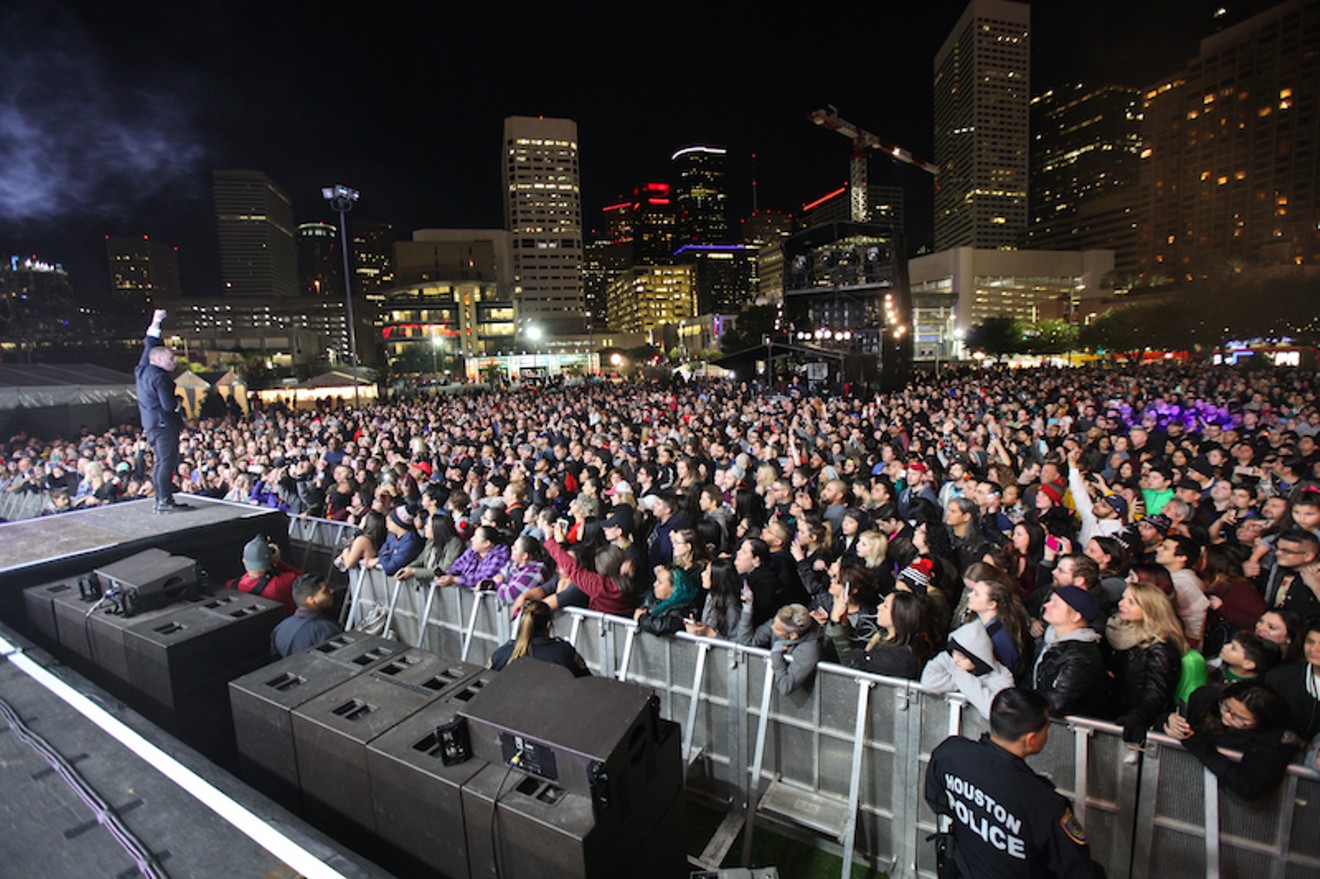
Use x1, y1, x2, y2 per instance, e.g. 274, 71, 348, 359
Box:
0, 5, 208, 227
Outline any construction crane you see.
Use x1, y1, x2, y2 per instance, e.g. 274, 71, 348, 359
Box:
809, 105, 939, 223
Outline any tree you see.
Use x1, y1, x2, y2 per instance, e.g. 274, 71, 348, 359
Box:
1025, 319, 1078, 355
964, 317, 1027, 360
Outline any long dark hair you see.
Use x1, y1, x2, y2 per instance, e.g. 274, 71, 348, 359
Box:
873, 591, 930, 657
1089, 535, 1131, 578
1192, 680, 1294, 739
705, 557, 741, 625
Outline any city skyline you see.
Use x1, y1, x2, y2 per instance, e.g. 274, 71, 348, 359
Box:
0, 0, 1275, 300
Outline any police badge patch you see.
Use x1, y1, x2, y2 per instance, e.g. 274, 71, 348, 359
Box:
1060, 806, 1088, 845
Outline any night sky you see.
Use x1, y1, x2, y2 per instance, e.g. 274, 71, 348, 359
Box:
0, 0, 1250, 302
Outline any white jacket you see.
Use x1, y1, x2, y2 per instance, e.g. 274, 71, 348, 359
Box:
920, 619, 1015, 720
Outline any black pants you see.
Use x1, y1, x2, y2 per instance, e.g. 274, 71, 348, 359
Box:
148, 427, 180, 504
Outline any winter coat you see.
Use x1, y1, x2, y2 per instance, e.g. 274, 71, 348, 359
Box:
1179, 684, 1302, 800
1106, 618, 1181, 742
920, 620, 1014, 719
1030, 626, 1111, 718
736, 608, 832, 695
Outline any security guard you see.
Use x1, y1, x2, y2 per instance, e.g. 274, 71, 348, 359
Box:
924, 688, 1103, 878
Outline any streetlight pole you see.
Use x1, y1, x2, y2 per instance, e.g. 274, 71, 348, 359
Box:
323, 184, 361, 407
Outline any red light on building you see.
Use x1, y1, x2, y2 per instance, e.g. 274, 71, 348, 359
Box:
801, 184, 849, 213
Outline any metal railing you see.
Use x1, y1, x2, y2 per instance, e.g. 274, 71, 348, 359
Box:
0, 489, 49, 521
291, 545, 1320, 879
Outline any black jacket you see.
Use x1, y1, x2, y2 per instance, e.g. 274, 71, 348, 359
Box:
1179, 684, 1301, 800
925, 734, 1102, 879
134, 334, 182, 434
746, 563, 809, 629
1107, 639, 1180, 742
857, 642, 923, 680
1265, 662, 1320, 741
1031, 629, 1111, 719
489, 636, 590, 677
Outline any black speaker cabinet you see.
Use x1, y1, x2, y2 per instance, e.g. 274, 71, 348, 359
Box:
23, 578, 80, 644
459, 659, 662, 805
50, 584, 109, 662
123, 592, 283, 711
228, 636, 400, 807
87, 591, 215, 685
366, 700, 491, 878
306, 630, 407, 669
93, 548, 199, 611
290, 650, 484, 831
460, 720, 684, 879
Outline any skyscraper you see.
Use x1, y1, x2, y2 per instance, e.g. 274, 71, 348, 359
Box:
1028, 84, 1144, 272
106, 235, 182, 306
297, 222, 341, 297
671, 146, 730, 245
212, 170, 298, 297
1139, 0, 1320, 278
933, 0, 1031, 251
503, 116, 585, 336
349, 218, 395, 295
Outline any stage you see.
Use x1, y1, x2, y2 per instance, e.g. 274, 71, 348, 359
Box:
0, 498, 388, 879
0, 625, 391, 879
0, 497, 289, 628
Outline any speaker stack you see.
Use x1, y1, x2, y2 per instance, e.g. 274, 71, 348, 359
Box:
456, 660, 685, 879
229, 642, 686, 879
23, 549, 284, 757
227, 631, 405, 809
290, 649, 486, 835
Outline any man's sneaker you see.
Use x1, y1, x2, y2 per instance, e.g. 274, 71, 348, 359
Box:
154, 500, 192, 513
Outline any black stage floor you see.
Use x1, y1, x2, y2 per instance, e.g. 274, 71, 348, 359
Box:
0, 500, 391, 879
0, 627, 391, 879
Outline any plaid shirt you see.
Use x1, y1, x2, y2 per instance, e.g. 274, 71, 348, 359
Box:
496, 559, 549, 603
445, 543, 511, 589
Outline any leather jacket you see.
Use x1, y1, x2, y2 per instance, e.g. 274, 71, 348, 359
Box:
1108, 638, 1180, 741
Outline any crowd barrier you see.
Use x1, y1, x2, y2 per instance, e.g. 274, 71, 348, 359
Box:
0, 489, 48, 521
283, 520, 1320, 879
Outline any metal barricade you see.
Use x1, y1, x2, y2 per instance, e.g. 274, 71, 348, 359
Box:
0, 489, 49, 521
1133, 731, 1320, 879
285, 514, 356, 575
329, 578, 1320, 879
342, 567, 513, 660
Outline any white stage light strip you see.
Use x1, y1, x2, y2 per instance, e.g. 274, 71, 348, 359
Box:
0, 633, 353, 879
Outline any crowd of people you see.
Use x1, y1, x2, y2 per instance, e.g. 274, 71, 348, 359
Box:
6, 360, 1320, 808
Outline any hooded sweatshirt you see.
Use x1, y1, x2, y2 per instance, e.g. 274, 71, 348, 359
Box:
920, 619, 1014, 719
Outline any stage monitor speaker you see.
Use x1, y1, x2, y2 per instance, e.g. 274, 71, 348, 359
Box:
459, 660, 662, 811
94, 548, 200, 615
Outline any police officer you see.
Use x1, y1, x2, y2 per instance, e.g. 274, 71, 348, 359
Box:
924, 688, 1103, 878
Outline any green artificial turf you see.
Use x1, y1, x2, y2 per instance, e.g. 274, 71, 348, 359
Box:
684, 800, 886, 879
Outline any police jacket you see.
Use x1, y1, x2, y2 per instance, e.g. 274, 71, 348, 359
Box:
489, 636, 590, 677
925, 733, 1101, 878
1030, 627, 1111, 719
